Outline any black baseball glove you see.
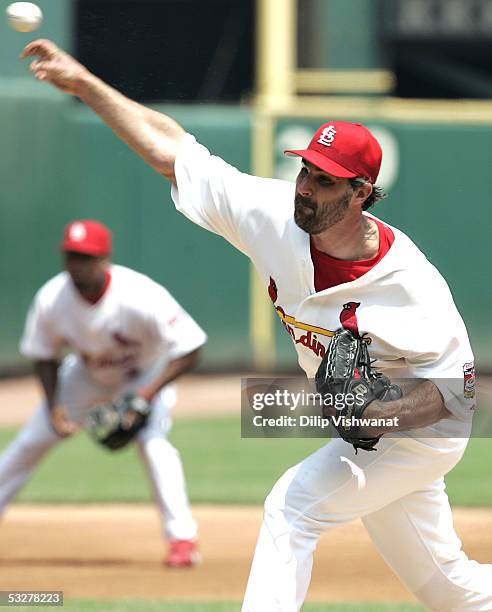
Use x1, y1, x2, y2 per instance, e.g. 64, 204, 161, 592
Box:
84, 393, 151, 451
315, 328, 402, 452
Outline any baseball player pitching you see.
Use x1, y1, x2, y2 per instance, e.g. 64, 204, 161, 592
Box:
0, 219, 206, 568
20, 40, 492, 610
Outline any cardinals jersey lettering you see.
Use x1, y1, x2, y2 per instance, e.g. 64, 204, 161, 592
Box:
20, 265, 207, 387
171, 135, 475, 427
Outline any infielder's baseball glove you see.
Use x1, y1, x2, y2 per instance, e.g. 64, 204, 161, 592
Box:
315, 328, 402, 452
84, 393, 151, 451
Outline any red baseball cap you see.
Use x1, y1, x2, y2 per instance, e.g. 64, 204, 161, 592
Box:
285, 121, 382, 184
60, 220, 112, 256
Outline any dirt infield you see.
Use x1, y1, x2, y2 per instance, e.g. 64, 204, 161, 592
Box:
0, 374, 492, 427
2, 374, 492, 427
1, 504, 491, 604
1, 377, 492, 605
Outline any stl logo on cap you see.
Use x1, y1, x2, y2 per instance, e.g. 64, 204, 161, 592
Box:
284, 121, 383, 184
68, 222, 87, 242
317, 125, 337, 148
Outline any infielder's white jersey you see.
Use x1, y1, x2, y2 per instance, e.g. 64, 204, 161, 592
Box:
20, 264, 207, 387
172, 134, 475, 428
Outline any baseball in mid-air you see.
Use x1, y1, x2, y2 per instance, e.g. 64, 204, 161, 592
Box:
6, 2, 43, 32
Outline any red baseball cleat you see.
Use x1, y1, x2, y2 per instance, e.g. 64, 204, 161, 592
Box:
165, 539, 201, 568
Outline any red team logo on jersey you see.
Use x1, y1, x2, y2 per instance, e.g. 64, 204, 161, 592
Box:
339, 302, 361, 337
268, 279, 365, 360
268, 276, 278, 303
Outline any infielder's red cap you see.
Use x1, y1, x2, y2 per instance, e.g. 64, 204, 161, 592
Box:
60, 220, 112, 256
285, 121, 382, 184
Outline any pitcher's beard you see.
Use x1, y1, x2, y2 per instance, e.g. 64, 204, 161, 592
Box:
294, 191, 351, 234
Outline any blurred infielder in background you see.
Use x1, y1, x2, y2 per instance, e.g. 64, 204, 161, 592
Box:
19, 40, 492, 610
0, 219, 206, 568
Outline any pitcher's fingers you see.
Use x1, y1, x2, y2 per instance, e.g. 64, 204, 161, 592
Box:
29, 59, 56, 75
20, 39, 59, 60
29, 59, 44, 71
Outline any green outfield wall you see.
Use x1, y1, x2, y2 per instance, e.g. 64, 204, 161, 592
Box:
0, 85, 252, 370
0, 82, 491, 370
298, 0, 383, 71
319, 0, 384, 70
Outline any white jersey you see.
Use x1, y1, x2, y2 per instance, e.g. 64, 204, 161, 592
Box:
20, 264, 207, 387
171, 134, 475, 427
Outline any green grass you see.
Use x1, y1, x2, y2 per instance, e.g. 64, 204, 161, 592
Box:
445, 438, 492, 506
0, 416, 490, 506
0, 417, 322, 505
51, 600, 425, 612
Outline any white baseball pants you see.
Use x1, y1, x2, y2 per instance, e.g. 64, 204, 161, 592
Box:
242, 435, 492, 612
0, 355, 197, 541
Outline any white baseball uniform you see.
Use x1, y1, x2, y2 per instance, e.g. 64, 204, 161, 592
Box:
0, 264, 207, 542
171, 134, 492, 611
